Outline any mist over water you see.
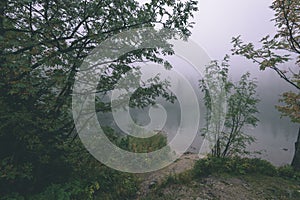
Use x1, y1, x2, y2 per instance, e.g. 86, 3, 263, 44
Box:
95, 0, 300, 166
97, 53, 299, 166
228, 56, 299, 166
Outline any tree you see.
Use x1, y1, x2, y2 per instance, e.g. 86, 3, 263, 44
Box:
0, 0, 198, 197
231, 0, 300, 169
222, 72, 259, 157
200, 57, 260, 158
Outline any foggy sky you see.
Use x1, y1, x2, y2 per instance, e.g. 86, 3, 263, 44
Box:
135, 0, 299, 165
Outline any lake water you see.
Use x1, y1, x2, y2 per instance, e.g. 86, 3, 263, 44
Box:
97, 56, 299, 167
98, 88, 298, 167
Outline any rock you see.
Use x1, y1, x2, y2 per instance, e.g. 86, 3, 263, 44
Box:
149, 180, 158, 189
242, 183, 250, 190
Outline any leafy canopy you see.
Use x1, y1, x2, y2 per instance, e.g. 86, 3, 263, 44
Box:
232, 0, 300, 123
0, 0, 198, 198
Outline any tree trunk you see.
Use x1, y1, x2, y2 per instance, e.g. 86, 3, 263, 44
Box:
291, 127, 300, 170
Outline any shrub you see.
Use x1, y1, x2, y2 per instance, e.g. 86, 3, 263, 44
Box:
277, 165, 300, 180
1, 193, 25, 200
160, 170, 193, 188
193, 156, 226, 177
193, 156, 277, 178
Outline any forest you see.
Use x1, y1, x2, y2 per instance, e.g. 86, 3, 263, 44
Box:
0, 0, 299, 199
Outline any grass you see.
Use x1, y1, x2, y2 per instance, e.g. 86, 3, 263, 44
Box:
141, 156, 300, 200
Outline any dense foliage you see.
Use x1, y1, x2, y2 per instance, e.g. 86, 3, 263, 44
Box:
193, 156, 277, 177
193, 156, 300, 181
0, 0, 198, 198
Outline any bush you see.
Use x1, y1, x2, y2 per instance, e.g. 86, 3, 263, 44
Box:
0, 129, 139, 200
193, 156, 277, 178
277, 165, 300, 180
193, 156, 226, 177
1, 193, 25, 200
245, 158, 277, 176
30, 181, 87, 200
160, 170, 193, 188
4, 170, 138, 200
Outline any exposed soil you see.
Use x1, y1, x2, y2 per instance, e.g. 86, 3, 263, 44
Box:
135, 153, 300, 200
136, 153, 202, 199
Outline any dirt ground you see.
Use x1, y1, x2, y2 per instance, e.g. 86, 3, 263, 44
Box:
136, 153, 203, 199
135, 153, 300, 200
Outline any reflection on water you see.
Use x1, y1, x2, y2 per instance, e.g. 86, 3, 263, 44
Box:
97, 57, 299, 166
100, 99, 297, 165
246, 93, 297, 166
98, 94, 298, 166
